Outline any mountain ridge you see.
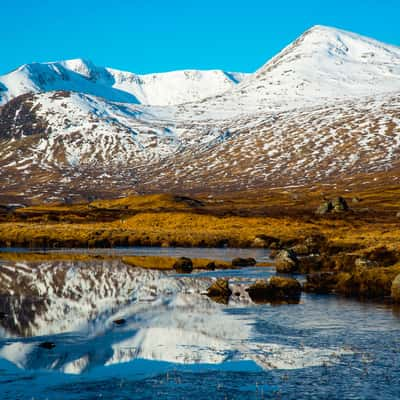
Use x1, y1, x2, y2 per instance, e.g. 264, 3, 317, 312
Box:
1, 25, 400, 203
0, 58, 248, 106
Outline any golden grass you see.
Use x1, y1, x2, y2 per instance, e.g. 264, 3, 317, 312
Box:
2, 187, 400, 301
90, 193, 201, 211
0, 251, 112, 263
1, 186, 400, 255
0, 212, 317, 249
0, 251, 232, 272
1, 208, 400, 254
122, 256, 231, 270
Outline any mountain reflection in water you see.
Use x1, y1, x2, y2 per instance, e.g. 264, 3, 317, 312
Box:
0, 259, 345, 375
0, 253, 399, 400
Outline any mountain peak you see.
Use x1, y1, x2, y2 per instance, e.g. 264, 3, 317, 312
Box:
302, 24, 362, 39
62, 57, 94, 66
185, 25, 400, 119
306, 24, 336, 32
58, 58, 98, 78
255, 24, 400, 77
300, 24, 400, 54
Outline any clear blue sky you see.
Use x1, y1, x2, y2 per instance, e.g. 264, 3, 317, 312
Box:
1, 0, 399, 75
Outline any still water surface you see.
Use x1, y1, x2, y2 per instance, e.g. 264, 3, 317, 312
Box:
0, 247, 399, 399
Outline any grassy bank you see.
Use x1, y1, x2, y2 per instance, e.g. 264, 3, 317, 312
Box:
1, 187, 400, 302
121, 256, 232, 270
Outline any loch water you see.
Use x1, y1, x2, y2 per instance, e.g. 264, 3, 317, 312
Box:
0, 247, 399, 399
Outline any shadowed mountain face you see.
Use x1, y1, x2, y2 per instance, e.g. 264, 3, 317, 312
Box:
0, 93, 50, 140
1, 25, 400, 202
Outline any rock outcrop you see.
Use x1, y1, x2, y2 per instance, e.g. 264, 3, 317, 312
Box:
303, 272, 338, 294
246, 277, 301, 304
173, 257, 193, 273
207, 279, 232, 304
275, 250, 299, 273
232, 257, 257, 267
391, 274, 400, 303
316, 197, 349, 214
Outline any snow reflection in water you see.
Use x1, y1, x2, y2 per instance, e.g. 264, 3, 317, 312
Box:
0, 252, 399, 399
0, 259, 346, 375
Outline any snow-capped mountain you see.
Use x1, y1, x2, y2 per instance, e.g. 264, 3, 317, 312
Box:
1, 25, 400, 202
177, 25, 400, 119
0, 58, 248, 106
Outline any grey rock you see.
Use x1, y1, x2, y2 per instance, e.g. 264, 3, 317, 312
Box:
275, 249, 299, 273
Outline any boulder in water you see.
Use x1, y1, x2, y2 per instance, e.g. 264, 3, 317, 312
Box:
391, 274, 400, 303
113, 318, 126, 325
173, 257, 193, 273
232, 257, 257, 267
246, 277, 301, 304
275, 249, 298, 273
206, 261, 216, 270
207, 279, 232, 304
39, 341, 56, 350
303, 272, 338, 294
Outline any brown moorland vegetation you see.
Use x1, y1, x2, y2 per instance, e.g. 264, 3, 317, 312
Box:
1, 185, 400, 302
